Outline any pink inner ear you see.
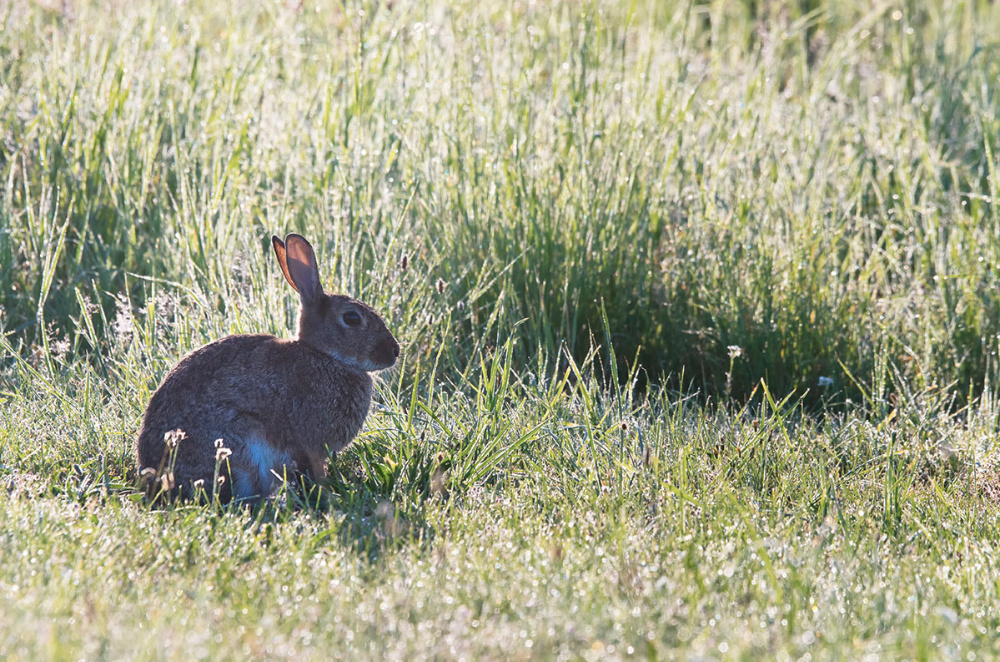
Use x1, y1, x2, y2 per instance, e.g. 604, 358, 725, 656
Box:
285, 239, 321, 301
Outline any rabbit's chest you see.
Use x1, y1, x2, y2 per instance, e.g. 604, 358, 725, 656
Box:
262, 384, 367, 456
312, 390, 370, 445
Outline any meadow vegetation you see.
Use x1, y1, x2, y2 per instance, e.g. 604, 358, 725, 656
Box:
2, 0, 1000, 659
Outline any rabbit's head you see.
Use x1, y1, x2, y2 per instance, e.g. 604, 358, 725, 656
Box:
272, 234, 400, 371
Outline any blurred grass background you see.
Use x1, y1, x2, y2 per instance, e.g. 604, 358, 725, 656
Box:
3, 0, 998, 403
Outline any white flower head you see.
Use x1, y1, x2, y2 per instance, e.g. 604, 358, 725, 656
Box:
727, 345, 743, 359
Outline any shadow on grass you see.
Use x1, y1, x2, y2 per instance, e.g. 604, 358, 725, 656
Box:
107, 448, 447, 564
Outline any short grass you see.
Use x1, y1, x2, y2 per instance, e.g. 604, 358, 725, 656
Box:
3, 0, 1000, 659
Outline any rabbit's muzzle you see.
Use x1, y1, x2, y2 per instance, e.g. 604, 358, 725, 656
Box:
373, 337, 401, 370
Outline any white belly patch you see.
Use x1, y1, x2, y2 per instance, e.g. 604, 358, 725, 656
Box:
233, 434, 295, 501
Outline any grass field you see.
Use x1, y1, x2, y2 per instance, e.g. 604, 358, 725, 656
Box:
3, 0, 1000, 658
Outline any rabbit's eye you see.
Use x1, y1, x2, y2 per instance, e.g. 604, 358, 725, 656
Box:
342, 310, 363, 328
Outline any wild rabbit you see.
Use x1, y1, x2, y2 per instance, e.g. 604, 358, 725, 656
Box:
135, 233, 399, 504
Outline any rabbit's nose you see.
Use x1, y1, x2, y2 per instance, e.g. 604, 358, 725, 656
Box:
393, 343, 400, 358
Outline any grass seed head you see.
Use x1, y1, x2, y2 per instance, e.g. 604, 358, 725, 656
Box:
430, 467, 448, 498
112, 294, 134, 342
164, 429, 187, 448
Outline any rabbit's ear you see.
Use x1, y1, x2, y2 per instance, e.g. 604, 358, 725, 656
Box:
282, 234, 323, 303
272, 236, 297, 292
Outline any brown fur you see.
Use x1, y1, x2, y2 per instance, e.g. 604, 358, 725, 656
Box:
135, 234, 399, 504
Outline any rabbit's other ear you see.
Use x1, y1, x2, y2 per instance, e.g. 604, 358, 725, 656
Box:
283, 234, 323, 304
272, 235, 297, 292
